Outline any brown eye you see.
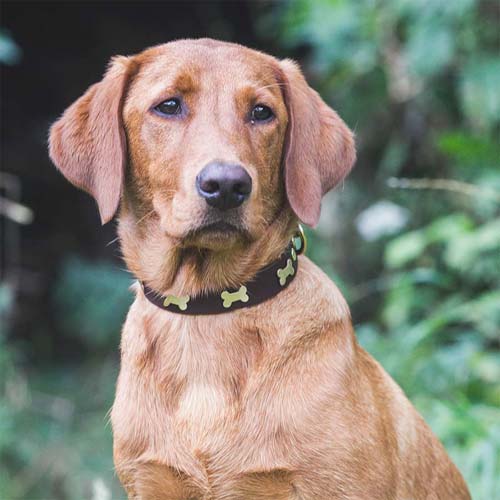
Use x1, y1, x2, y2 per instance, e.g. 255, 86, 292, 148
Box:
154, 98, 182, 116
251, 104, 274, 123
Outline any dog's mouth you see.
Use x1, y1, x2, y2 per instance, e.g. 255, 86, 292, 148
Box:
196, 221, 241, 233
184, 218, 250, 249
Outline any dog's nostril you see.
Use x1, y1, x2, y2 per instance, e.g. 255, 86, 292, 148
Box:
200, 179, 220, 194
234, 182, 251, 195
196, 162, 252, 211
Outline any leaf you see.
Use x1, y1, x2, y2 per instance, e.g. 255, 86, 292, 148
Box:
385, 229, 427, 268
426, 213, 474, 242
445, 218, 500, 270
385, 214, 473, 268
405, 20, 454, 78
436, 131, 500, 168
460, 55, 500, 130
453, 291, 500, 340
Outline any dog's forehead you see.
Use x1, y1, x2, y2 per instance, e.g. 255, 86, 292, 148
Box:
132, 40, 280, 95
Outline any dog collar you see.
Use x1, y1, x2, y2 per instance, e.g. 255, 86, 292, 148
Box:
141, 226, 306, 315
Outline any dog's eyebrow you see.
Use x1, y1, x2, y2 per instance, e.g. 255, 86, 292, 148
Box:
146, 68, 200, 98
237, 81, 285, 102
172, 72, 198, 95
255, 82, 288, 93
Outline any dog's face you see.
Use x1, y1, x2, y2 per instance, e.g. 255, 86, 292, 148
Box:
49, 39, 355, 284
122, 42, 289, 249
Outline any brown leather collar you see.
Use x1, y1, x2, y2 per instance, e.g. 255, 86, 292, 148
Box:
141, 228, 305, 315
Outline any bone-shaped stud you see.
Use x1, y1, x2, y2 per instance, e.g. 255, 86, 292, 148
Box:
163, 294, 190, 311
221, 285, 249, 308
277, 258, 295, 286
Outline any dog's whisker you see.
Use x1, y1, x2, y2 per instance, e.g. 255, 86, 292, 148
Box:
106, 236, 120, 247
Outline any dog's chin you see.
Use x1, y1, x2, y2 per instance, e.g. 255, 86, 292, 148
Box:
183, 221, 250, 251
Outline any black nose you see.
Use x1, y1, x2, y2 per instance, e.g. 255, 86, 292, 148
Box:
196, 162, 252, 211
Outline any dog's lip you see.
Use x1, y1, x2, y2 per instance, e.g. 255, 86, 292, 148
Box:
201, 221, 241, 232
186, 221, 246, 238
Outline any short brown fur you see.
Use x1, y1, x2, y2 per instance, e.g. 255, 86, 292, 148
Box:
49, 39, 470, 499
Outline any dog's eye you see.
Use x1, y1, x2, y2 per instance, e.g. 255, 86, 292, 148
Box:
251, 104, 274, 123
154, 98, 182, 116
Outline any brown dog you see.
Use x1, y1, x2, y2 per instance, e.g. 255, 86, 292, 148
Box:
49, 39, 470, 499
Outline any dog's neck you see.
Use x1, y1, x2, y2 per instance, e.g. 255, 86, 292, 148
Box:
119, 210, 298, 298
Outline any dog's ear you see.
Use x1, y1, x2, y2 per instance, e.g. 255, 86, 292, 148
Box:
279, 59, 356, 227
49, 56, 136, 224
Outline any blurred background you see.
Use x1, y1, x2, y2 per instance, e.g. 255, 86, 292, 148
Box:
1, 1, 499, 498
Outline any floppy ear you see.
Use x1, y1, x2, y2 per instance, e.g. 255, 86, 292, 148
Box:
279, 59, 356, 227
49, 56, 135, 224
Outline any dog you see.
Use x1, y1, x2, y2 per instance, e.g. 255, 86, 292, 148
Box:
49, 39, 470, 499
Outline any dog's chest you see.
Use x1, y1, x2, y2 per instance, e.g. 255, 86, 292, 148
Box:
127, 461, 297, 499
175, 378, 229, 441
115, 365, 298, 498
113, 312, 304, 497
122, 391, 299, 499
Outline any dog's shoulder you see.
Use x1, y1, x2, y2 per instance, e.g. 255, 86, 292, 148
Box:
288, 256, 351, 324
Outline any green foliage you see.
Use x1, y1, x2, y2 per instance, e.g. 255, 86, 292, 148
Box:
461, 56, 500, 130
54, 257, 133, 349
0, 337, 124, 499
1, 261, 128, 499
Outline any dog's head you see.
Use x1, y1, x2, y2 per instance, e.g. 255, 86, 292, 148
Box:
49, 39, 355, 284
